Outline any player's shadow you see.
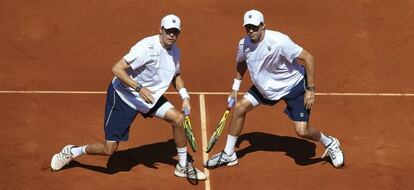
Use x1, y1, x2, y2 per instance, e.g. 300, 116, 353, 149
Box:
235, 132, 326, 166
67, 139, 180, 174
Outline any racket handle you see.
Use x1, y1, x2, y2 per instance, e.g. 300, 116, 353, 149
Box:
227, 98, 235, 109
183, 108, 190, 116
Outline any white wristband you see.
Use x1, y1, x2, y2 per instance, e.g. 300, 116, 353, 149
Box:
179, 88, 190, 100
232, 79, 242, 91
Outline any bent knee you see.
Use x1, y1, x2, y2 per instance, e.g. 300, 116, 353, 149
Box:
234, 102, 249, 116
172, 113, 185, 127
103, 144, 118, 155
294, 123, 309, 137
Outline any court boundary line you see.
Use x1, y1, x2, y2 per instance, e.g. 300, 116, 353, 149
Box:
0, 90, 413, 96
199, 94, 211, 190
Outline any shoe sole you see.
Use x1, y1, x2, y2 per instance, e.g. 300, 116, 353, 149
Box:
204, 159, 238, 168
174, 170, 207, 180
226, 159, 238, 166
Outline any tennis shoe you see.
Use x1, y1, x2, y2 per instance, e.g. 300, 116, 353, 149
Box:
51, 145, 75, 171
322, 137, 344, 168
204, 151, 238, 168
174, 162, 207, 180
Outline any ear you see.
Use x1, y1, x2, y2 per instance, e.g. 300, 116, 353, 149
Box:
159, 27, 163, 34
261, 23, 266, 30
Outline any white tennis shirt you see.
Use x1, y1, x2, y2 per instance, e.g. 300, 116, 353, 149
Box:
112, 35, 180, 113
236, 30, 305, 100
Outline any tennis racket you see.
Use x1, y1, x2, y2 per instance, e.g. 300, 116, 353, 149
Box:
183, 109, 197, 152
205, 98, 235, 153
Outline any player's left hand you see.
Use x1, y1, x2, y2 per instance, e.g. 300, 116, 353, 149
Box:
304, 90, 315, 109
182, 98, 191, 115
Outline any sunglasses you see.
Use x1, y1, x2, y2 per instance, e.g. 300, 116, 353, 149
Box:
244, 24, 261, 32
163, 28, 180, 35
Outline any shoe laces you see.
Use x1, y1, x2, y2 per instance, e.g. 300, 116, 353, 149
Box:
322, 142, 340, 159
179, 163, 197, 177
57, 147, 73, 164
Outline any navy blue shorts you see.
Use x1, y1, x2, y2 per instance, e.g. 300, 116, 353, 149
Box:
104, 83, 168, 141
247, 78, 310, 122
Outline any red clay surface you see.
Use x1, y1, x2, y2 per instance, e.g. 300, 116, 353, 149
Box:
1, 0, 414, 189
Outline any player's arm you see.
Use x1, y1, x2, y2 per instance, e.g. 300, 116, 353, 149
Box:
229, 60, 248, 101
172, 73, 191, 113
296, 48, 315, 109
112, 58, 154, 103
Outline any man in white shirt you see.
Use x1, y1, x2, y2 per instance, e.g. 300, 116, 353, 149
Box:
205, 10, 344, 169
51, 14, 207, 180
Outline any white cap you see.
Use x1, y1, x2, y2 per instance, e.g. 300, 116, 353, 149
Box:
161, 14, 181, 31
243, 9, 264, 26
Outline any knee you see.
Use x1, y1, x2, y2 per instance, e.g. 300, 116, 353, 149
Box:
294, 124, 309, 138
103, 145, 117, 156
234, 102, 248, 117
172, 113, 185, 128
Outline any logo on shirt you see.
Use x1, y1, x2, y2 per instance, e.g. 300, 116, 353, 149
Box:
267, 46, 271, 51
300, 112, 304, 117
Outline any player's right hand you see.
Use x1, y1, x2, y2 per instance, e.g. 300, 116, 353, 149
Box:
182, 98, 191, 115
227, 90, 238, 108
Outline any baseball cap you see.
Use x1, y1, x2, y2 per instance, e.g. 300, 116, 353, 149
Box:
161, 14, 181, 31
243, 9, 264, 26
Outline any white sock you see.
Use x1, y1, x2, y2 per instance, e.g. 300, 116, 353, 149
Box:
319, 133, 333, 147
177, 147, 187, 167
70, 145, 87, 158
224, 134, 238, 155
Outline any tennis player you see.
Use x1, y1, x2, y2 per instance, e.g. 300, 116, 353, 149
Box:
50, 14, 207, 180
205, 9, 344, 168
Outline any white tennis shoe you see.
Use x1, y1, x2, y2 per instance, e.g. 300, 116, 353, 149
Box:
174, 162, 207, 180
204, 151, 238, 168
51, 145, 75, 171
322, 137, 344, 168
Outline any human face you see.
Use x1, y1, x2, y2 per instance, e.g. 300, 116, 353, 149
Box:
244, 23, 265, 43
159, 27, 180, 50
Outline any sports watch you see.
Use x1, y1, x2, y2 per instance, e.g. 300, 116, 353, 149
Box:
306, 85, 315, 91
134, 83, 142, 92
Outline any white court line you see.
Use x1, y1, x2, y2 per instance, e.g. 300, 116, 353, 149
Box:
199, 94, 211, 190
0, 90, 414, 96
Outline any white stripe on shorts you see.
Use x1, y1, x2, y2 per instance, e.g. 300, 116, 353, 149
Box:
243, 92, 260, 107
154, 102, 174, 118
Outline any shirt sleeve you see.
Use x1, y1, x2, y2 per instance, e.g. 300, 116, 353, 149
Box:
236, 39, 247, 63
281, 35, 303, 63
123, 41, 149, 70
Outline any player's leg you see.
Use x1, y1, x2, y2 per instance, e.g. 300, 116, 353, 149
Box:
292, 121, 322, 141
83, 141, 119, 155
51, 83, 137, 171
159, 104, 187, 166
153, 98, 206, 180
284, 79, 344, 167
228, 97, 255, 137
205, 87, 259, 168
292, 122, 344, 167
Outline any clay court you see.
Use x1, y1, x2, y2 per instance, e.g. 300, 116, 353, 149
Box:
1, 0, 413, 189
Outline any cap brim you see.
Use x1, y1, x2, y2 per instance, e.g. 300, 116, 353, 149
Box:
243, 21, 261, 26
163, 25, 181, 31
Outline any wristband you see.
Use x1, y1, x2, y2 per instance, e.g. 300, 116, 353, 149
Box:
134, 83, 142, 92
232, 79, 242, 91
179, 88, 190, 100
306, 86, 315, 91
